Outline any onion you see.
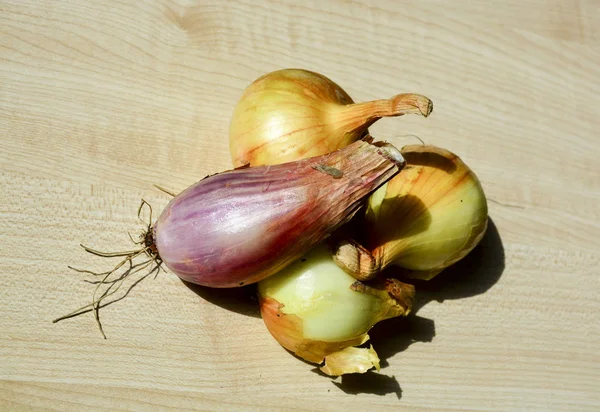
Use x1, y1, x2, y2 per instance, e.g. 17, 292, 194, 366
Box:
258, 243, 415, 376
154, 140, 404, 287
54, 140, 405, 337
229, 69, 433, 167
332, 145, 488, 281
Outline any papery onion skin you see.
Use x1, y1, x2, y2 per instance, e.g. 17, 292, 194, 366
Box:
319, 345, 380, 376
333, 144, 488, 281
257, 244, 414, 367
153, 140, 405, 288
229, 68, 432, 167
259, 296, 370, 364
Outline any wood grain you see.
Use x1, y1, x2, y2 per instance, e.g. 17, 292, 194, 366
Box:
1, 0, 599, 410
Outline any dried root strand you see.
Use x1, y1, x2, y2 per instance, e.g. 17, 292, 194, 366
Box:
153, 184, 177, 198
53, 200, 163, 339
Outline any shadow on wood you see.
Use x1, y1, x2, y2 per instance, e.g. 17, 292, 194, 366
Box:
369, 315, 436, 369
409, 217, 505, 312
319, 315, 435, 399
180, 217, 503, 400
324, 217, 503, 397
331, 371, 403, 399
182, 281, 260, 318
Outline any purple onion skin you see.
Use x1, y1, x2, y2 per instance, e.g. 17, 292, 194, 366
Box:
153, 140, 403, 288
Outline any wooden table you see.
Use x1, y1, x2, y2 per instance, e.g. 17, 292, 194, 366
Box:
2, 1, 599, 410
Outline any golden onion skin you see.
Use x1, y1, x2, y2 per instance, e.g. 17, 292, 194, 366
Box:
229, 68, 432, 167
333, 145, 488, 281
258, 244, 414, 373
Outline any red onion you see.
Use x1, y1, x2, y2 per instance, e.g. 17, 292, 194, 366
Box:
55, 139, 405, 337
154, 140, 404, 287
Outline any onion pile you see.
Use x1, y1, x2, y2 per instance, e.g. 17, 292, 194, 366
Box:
57, 68, 488, 377
228, 69, 488, 375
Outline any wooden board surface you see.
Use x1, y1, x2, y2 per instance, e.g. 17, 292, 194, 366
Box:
1, 1, 599, 410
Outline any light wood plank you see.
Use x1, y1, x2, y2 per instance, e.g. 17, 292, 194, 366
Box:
1, 1, 599, 410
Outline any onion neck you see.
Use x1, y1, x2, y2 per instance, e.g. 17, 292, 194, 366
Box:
331, 93, 433, 135
331, 238, 388, 281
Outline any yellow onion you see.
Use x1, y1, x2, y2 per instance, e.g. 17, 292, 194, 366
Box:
258, 244, 415, 376
229, 68, 433, 167
332, 145, 488, 281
